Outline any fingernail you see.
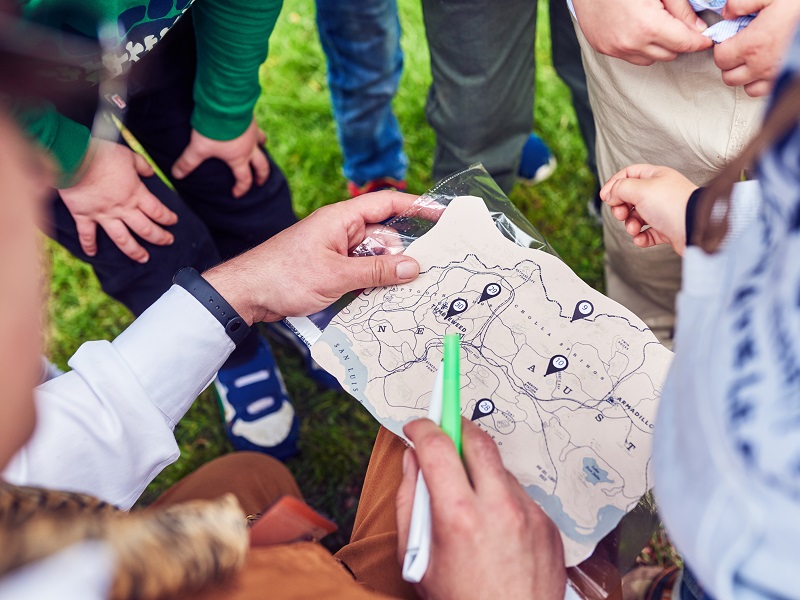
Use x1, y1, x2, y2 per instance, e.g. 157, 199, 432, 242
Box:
402, 449, 410, 474
396, 259, 419, 280
138, 255, 149, 264
695, 17, 708, 32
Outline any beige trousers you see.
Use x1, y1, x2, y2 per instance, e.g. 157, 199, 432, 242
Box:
572, 17, 765, 345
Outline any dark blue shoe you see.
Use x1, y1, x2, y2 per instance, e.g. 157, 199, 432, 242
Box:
518, 133, 557, 185
264, 321, 344, 392
214, 336, 299, 460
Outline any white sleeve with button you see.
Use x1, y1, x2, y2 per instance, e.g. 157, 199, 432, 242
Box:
2, 285, 235, 510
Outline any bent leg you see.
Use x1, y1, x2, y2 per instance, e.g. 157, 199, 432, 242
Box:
335, 427, 416, 599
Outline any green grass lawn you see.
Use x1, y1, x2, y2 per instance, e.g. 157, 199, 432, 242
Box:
46, 0, 601, 552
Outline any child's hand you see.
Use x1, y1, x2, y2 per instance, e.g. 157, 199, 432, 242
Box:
600, 164, 697, 255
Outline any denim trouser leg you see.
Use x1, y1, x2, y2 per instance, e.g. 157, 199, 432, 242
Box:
315, 0, 407, 186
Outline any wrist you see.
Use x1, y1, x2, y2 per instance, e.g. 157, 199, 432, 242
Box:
174, 267, 252, 344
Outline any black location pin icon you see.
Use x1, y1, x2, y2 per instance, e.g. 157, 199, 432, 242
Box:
571, 300, 594, 322
471, 398, 495, 421
545, 355, 569, 376
479, 283, 502, 303
446, 298, 469, 318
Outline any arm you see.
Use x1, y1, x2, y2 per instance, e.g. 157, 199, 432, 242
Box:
171, 0, 284, 197
600, 164, 762, 254
569, 0, 712, 65
3, 192, 422, 509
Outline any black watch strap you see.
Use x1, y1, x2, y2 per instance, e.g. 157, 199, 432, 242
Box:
173, 267, 251, 346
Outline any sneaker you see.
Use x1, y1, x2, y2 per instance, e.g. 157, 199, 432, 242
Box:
347, 177, 407, 198
587, 191, 603, 226
264, 320, 343, 392
517, 133, 557, 185
214, 336, 300, 460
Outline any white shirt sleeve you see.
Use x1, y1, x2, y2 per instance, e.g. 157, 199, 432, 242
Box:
2, 285, 235, 510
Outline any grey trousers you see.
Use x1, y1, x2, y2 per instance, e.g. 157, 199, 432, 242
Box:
421, 0, 596, 194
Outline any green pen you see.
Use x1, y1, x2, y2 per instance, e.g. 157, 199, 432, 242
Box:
440, 334, 462, 455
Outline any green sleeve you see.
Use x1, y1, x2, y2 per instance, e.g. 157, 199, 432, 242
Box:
191, 0, 283, 141
16, 103, 91, 187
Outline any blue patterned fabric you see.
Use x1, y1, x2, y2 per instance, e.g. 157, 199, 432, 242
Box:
689, 0, 755, 43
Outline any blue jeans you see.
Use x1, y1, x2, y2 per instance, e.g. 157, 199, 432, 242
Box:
315, 0, 407, 185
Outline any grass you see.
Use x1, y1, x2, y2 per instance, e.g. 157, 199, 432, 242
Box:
46, 0, 610, 554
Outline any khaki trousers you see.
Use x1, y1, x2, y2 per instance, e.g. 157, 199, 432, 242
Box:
162, 429, 415, 600
572, 17, 765, 345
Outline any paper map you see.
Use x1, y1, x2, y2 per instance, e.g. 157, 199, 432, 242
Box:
311, 196, 673, 565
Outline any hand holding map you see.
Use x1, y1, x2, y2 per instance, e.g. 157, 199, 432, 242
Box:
312, 194, 673, 566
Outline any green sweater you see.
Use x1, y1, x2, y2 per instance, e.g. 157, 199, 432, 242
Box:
20, 0, 282, 184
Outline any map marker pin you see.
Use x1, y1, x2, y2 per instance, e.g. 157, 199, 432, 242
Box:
546, 355, 569, 376
471, 398, 496, 420
571, 300, 594, 322
446, 298, 469, 319
478, 283, 502, 303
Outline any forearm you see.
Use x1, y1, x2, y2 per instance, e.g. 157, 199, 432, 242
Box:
2, 286, 234, 509
15, 102, 91, 186
191, 0, 283, 140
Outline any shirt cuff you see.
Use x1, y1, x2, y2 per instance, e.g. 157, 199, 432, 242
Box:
685, 187, 704, 247
111, 285, 236, 428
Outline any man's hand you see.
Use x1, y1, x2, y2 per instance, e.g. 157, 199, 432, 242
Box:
396, 418, 567, 600
714, 0, 800, 97
572, 0, 712, 65
202, 191, 423, 324
172, 119, 269, 198
600, 164, 697, 254
59, 140, 178, 263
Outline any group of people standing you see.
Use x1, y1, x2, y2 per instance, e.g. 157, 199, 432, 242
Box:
1, 0, 800, 599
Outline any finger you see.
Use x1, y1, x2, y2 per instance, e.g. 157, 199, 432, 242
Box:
395, 449, 420, 559
137, 190, 179, 226
713, 34, 747, 72
250, 148, 270, 187
600, 164, 661, 202
124, 210, 174, 246
652, 16, 713, 54
611, 204, 631, 222
633, 230, 660, 248
75, 216, 98, 257
662, 0, 709, 32
231, 161, 254, 198
257, 127, 267, 146
100, 219, 149, 263
330, 191, 421, 230
720, 63, 754, 88
171, 145, 205, 180
133, 153, 155, 178
334, 253, 420, 291
722, 0, 769, 20
608, 177, 650, 209
744, 78, 772, 97
403, 419, 473, 510
625, 213, 647, 238
461, 418, 510, 498
641, 43, 679, 63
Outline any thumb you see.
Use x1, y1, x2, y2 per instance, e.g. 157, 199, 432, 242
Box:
344, 254, 420, 290
607, 177, 651, 209
133, 153, 155, 178
172, 144, 205, 180
663, 0, 708, 31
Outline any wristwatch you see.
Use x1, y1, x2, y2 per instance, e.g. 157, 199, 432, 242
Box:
173, 267, 251, 346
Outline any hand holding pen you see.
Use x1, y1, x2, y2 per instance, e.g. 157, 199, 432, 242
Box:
395, 335, 568, 599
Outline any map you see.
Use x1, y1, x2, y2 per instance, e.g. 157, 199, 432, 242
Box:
311, 196, 673, 566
